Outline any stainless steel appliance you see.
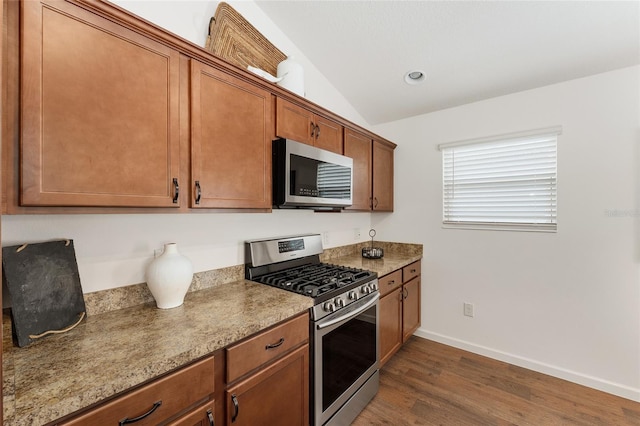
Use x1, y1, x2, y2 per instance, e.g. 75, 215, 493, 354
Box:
245, 234, 379, 426
272, 138, 353, 209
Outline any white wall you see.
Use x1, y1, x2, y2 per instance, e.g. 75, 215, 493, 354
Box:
372, 66, 640, 401
1, 0, 373, 294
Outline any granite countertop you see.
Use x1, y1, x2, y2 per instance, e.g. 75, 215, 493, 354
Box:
2, 242, 423, 426
329, 252, 422, 278
2, 280, 313, 426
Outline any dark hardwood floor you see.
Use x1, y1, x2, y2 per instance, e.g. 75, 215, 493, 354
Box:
353, 337, 640, 425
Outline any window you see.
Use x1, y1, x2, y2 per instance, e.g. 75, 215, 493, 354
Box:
439, 127, 560, 231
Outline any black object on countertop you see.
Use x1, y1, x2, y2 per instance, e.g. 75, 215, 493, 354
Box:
2, 239, 86, 347
362, 229, 384, 259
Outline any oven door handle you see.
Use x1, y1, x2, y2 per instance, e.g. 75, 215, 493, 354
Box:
316, 293, 379, 330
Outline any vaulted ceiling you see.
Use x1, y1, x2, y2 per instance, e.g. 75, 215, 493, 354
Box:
256, 1, 640, 125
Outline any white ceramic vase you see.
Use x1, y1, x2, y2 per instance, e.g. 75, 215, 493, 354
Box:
146, 243, 193, 309
276, 56, 304, 97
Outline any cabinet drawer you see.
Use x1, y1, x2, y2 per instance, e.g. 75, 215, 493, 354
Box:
227, 313, 309, 383
403, 260, 421, 283
379, 270, 402, 297
61, 356, 215, 426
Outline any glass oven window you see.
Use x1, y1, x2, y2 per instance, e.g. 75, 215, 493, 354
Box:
290, 154, 351, 199
322, 305, 377, 411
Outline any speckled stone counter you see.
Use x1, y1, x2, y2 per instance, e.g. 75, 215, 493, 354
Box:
2, 280, 313, 426
323, 241, 423, 277
2, 241, 422, 425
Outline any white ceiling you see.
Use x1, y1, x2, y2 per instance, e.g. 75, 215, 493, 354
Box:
256, 1, 640, 125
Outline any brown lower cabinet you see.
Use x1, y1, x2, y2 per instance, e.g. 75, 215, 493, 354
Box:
56, 313, 309, 426
166, 400, 216, 426
59, 356, 216, 426
379, 260, 422, 366
225, 313, 309, 426
225, 345, 309, 425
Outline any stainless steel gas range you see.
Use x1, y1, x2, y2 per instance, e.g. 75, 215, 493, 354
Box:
245, 234, 380, 426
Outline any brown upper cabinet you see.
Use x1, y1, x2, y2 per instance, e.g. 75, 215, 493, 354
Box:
344, 128, 395, 211
190, 60, 273, 209
20, 0, 181, 207
372, 139, 395, 211
5, 0, 395, 213
275, 98, 343, 154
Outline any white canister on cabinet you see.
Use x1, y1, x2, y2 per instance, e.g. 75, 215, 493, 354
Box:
277, 56, 304, 97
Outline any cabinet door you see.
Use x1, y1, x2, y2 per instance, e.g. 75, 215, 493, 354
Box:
166, 401, 215, 426
191, 61, 272, 208
21, 0, 181, 207
275, 98, 314, 145
372, 140, 394, 211
402, 277, 421, 342
226, 345, 309, 426
379, 287, 403, 367
313, 115, 343, 154
344, 128, 372, 210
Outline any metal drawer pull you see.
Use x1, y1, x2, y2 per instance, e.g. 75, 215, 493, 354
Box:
207, 409, 215, 426
172, 178, 179, 203
231, 394, 239, 422
119, 400, 162, 425
388, 280, 395, 285
195, 180, 202, 205
265, 337, 285, 350
315, 124, 320, 138
310, 122, 315, 137
410, 269, 416, 273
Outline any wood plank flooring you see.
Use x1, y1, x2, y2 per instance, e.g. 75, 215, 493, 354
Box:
353, 337, 640, 425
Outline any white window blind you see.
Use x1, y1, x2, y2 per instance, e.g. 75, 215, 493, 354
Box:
439, 127, 560, 231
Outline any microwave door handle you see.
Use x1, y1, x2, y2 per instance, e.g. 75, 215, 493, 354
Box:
316, 293, 379, 330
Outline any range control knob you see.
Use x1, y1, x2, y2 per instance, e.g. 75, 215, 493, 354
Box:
334, 297, 345, 308
348, 290, 358, 301
361, 285, 371, 295
370, 281, 378, 291
323, 301, 336, 313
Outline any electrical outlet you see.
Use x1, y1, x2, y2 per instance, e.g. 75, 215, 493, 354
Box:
463, 302, 474, 317
322, 231, 330, 247
354, 228, 362, 240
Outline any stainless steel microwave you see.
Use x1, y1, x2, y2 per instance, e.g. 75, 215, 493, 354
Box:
273, 138, 353, 209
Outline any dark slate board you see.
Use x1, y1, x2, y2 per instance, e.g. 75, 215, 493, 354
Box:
2, 240, 86, 347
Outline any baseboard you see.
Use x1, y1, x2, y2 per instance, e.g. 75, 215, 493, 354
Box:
414, 328, 640, 403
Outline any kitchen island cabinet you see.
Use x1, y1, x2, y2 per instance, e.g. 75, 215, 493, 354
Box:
190, 60, 272, 209
19, 0, 181, 208
276, 98, 344, 154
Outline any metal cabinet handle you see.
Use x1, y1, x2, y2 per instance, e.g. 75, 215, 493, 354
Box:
388, 280, 395, 285
315, 124, 320, 139
410, 269, 416, 273
207, 409, 215, 426
265, 337, 285, 350
119, 401, 162, 425
195, 180, 202, 205
403, 288, 409, 300
373, 197, 379, 209
310, 122, 315, 138
172, 178, 179, 204
231, 394, 239, 423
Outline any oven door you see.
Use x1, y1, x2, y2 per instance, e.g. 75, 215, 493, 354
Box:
313, 291, 379, 426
